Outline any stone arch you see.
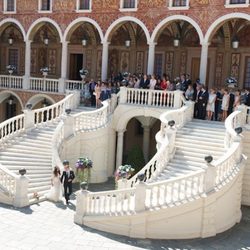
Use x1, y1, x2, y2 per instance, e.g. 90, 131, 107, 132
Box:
150, 15, 204, 45
0, 90, 24, 109
63, 17, 104, 43
26, 17, 63, 42
0, 18, 26, 41
115, 107, 162, 132
26, 94, 56, 108
104, 16, 150, 44
204, 13, 250, 44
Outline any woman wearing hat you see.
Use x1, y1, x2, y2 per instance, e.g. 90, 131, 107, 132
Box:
61, 160, 75, 205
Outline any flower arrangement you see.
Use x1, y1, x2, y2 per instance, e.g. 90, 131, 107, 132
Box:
226, 77, 237, 87
40, 67, 49, 73
122, 72, 129, 78
75, 157, 93, 169
79, 69, 89, 76
115, 164, 134, 182
6, 65, 16, 71
75, 157, 92, 186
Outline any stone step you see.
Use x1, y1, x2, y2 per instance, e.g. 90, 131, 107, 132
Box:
175, 141, 224, 151
175, 145, 225, 155
174, 151, 221, 162
177, 130, 225, 139
175, 138, 224, 148
29, 180, 51, 188
0, 161, 51, 166
0, 156, 51, 162
176, 134, 224, 143
7, 141, 51, 149
28, 185, 51, 194
168, 159, 205, 169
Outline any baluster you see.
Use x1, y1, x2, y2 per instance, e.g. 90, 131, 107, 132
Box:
149, 188, 153, 208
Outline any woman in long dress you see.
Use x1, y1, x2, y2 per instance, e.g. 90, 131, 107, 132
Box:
46, 166, 63, 202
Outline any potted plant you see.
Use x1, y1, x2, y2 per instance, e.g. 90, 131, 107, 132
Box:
40, 67, 50, 77
6, 65, 16, 75
75, 157, 93, 189
79, 68, 89, 80
226, 77, 237, 88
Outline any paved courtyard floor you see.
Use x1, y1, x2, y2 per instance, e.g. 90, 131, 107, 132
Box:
0, 180, 250, 250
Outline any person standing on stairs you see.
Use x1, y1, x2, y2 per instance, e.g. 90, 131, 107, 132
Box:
61, 160, 75, 205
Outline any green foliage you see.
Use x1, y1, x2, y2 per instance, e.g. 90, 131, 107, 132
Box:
126, 145, 145, 173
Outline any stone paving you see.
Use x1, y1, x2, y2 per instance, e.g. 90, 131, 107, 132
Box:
0, 180, 250, 250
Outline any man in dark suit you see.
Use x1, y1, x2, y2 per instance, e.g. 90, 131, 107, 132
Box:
139, 74, 150, 89
244, 89, 250, 106
197, 84, 208, 120
61, 160, 75, 205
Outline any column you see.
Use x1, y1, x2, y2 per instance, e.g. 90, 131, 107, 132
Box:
116, 129, 125, 168
142, 125, 150, 162
199, 42, 210, 85
23, 40, 31, 90
101, 41, 110, 81
59, 41, 68, 93
147, 42, 156, 75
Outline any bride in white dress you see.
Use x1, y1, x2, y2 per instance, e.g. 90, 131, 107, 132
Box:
46, 166, 63, 202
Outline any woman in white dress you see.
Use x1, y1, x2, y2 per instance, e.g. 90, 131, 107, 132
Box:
46, 166, 63, 202
221, 89, 230, 121
206, 88, 217, 120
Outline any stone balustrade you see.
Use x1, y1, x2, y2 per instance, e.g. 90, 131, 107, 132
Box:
119, 87, 184, 109
0, 75, 23, 89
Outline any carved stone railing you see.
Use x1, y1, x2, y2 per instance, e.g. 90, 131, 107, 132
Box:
120, 101, 194, 189
75, 104, 246, 221
30, 77, 59, 93
0, 164, 17, 197
0, 75, 23, 89
52, 94, 118, 170
0, 114, 25, 144
119, 87, 184, 109
65, 80, 85, 90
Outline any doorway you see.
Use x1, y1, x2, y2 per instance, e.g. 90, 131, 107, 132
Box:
191, 57, 210, 85
69, 54, 83, 80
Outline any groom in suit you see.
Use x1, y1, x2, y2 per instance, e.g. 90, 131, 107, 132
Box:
61, 160, 75, 205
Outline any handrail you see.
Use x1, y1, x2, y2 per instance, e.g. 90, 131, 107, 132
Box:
0, 164, 17, 197
0, 75, 23, 89
119, 87, 184, 109
0, 114, 25, 144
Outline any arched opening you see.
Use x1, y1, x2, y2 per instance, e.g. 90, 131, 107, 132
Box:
66, 21, 102, 81
0, 91, 23, 122
0, 23, 25, 76
28, 22, 61, 78
122, 117, 160, 172
107, 21, 148, 78
207, 17, 250, 90
153, 19, 202, 85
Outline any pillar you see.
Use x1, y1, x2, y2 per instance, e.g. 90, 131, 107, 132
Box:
23, 40, 31, 90
142, 125, 150, 162
147, 42, 156, 75
116, 130, 125, 168
59, 41, 68, 93
199, 42, 210, 85
101, 41, 110, 81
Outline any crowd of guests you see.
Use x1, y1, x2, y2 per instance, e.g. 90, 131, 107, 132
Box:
81, 73, 250, 121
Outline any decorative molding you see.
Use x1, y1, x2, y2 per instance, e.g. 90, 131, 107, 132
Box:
165, 51, 174, 79
215, 52, 224, 87
180, 51, 187, 74
231, 53, 241, 80
136, 51, 144, 74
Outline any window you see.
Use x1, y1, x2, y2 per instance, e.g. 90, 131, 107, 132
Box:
3, 0, 16, 13
168, 0, 189, 9
8, 48, 18, 71
225, 0, 249, 7
76, 0, 92, 12
38, 0, 52, 12
120, 0, 138, 11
